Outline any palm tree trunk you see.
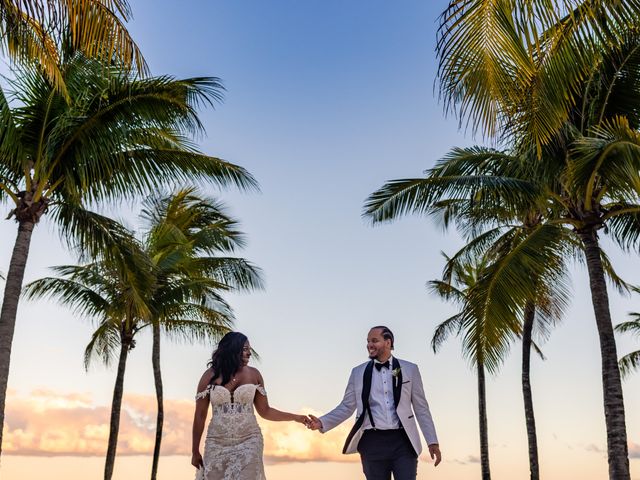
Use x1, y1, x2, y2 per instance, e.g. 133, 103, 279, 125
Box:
104, 332, 132, 480
579, 229, 630, 480
522, 301, 539, 480
0, 220, 35, 457
151, 323, 163, 480
477, 363, 491, 480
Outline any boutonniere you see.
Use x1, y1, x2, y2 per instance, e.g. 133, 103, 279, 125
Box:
391, 367, 401, 387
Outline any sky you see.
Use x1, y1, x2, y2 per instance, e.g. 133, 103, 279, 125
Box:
1, 1, 639, 479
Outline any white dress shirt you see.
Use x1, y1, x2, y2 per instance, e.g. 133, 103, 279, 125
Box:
363, 356, 401, 430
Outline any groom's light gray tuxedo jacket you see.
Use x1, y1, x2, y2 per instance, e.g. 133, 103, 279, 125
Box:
319, 357, 438, 456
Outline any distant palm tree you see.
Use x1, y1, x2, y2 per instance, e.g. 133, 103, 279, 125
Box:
365, 146, 577, 479
24, 243, 155, 480
23, 227, 247, 479
1, 0, 145, 89
0, 51, 257, 458
430, 255, 516, 480
141, 188, 264, 480
615, 311, 640, 379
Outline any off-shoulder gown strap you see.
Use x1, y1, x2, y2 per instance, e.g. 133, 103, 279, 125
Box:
195, 369, 217, 400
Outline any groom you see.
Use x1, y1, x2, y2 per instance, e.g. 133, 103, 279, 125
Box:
307, 326, 441, 479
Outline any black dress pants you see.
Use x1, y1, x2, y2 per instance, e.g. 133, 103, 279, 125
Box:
357, 429, 418, 480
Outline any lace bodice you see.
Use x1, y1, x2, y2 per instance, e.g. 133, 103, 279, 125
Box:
196, 384, 266, 434
196, 383, 266, 404
195, 383, 267, 479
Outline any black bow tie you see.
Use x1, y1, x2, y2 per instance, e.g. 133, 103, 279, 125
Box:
374, 360, 390, 371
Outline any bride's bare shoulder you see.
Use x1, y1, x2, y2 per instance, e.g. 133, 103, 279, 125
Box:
197, 368, 215, 390
245, 366, 263, 383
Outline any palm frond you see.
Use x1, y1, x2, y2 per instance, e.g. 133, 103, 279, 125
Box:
599, 248, 631, 294
188, 257, 264, 291
463, 223, 572, 372
618, 350, 640, 379
11, 0, 145, 69
159, 317, 233, 344
22, 275, 110, 318
428, 280, 467, 305
570, 116, 640, 207
49, 202, 139, 262
431, 313, 464, 354
364, 147, 539, 225
614, 318, 640, 336
437, 0, 530, 138
606, 209, 640, 251
83, 320, 122, 369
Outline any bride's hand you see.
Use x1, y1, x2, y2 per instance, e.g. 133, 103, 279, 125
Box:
294, 414, 310, 427
191, 451, 203, 468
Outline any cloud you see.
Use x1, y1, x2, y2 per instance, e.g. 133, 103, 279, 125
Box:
630, 442, 640, 459
585, 444, 604, 454
3, 389, 357, 463
584, 442, 640, 460
451, 455, 480, 465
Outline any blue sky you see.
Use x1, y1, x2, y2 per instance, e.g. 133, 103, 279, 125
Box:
1, 1, 639, 479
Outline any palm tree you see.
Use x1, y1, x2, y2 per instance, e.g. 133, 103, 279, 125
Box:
615, 311, 640, 379
0, 51, 257, 457
23, 229, 245, 479
141, 188, 264, 480
23, 242, 155, 480
430, 254, 520, 480
1, 0, 145, 89
388, 2, 640, 476
365, 122, 640, 478
364, 146, 579, 479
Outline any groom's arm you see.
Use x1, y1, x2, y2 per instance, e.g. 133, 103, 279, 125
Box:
317, 368, 357, 433
410, 364, 439, 446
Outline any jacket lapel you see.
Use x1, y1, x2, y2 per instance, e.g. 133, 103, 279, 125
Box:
392, 357, 402, 408
361, 359, 374, 407
342, 360, 374, 454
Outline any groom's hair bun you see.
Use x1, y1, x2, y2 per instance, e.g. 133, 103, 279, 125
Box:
372, 325, 394, 349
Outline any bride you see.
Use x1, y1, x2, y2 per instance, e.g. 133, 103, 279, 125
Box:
191, 332, 309, 479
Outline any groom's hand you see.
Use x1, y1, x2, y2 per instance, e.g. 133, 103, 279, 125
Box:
428, 444, 441, 466
306, 414, 323, 431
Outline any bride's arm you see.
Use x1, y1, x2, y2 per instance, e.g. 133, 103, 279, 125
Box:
253, 370, 308, 425
191, 369, 213, 468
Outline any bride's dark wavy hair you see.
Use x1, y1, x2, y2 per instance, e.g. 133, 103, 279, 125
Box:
208, 332, 248, 385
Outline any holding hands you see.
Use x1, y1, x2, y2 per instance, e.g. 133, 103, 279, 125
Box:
293, 414, 312, 427
305, 414, 322, 431
293, 413, 322, 429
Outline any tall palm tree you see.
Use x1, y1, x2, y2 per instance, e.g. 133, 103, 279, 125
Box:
1, 0, 145, 89
0, 52, 257, 457
365, 119, 640, 478
615, 311, 640, 379
382, 2, 640, 476
430, 254, 520, 480
141, 188, 264, 480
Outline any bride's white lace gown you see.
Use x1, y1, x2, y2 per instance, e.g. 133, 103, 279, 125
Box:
195, 383, 267, 480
